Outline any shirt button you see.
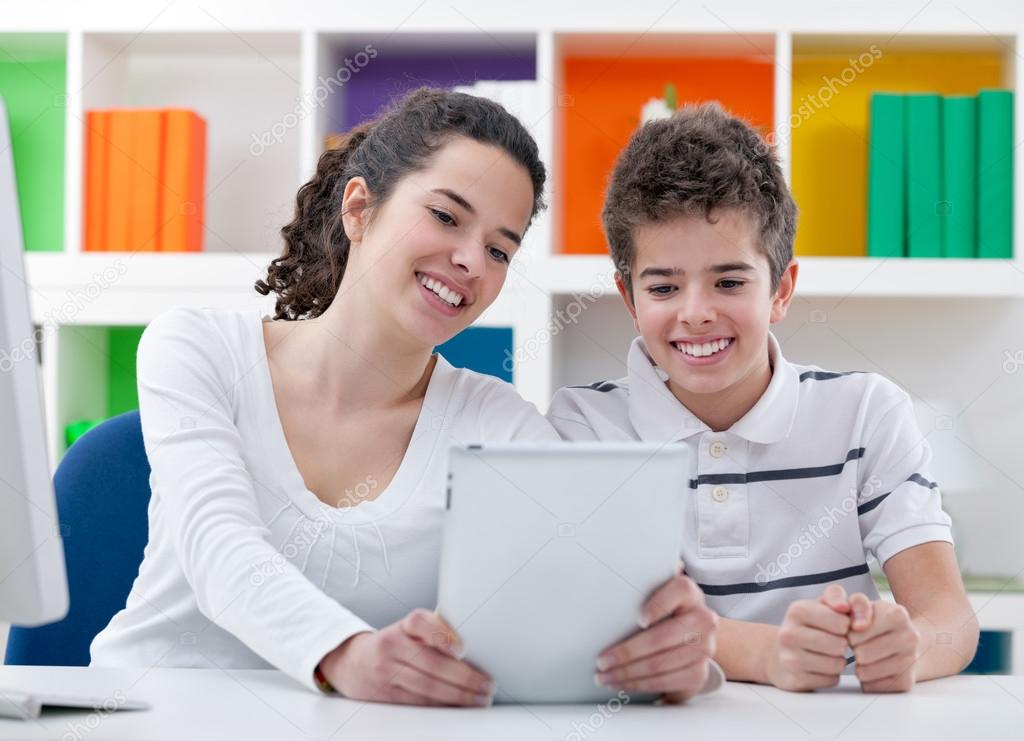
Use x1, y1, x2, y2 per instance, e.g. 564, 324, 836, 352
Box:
709, 441, 727, 458
712, 486, 729, 502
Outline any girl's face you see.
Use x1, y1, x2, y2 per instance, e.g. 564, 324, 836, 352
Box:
341, 136, 535, 350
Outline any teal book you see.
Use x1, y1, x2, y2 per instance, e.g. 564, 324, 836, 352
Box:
977, 89, 1014, 259
867, 93, 906, 257
941, 95, 977, 258
905, 94, 943, 258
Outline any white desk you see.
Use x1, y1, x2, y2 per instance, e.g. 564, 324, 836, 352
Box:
1, 666, 1022, 740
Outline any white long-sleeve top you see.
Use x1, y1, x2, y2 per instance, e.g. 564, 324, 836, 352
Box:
89, 307, 559, 692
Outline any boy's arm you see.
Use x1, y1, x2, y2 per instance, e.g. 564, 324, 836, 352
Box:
714, 618, 777, 683
882, 541, 979, 681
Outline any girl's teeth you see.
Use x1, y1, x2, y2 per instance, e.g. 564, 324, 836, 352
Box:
418, 273, 463, 307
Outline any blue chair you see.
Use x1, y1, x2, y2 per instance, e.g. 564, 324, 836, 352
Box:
4, 411, 151, 666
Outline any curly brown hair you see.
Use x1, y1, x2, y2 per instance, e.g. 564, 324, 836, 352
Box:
602, 102, 796, 296
255, 87, 547, 320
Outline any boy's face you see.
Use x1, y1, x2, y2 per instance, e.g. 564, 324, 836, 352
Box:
616, 208, 797, 406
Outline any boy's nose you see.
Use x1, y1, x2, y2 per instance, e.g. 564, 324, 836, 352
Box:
677, 291, 716, 326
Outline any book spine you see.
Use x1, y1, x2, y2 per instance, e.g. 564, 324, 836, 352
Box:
977, 90, 1014, 259
867, 93, 906, 258
906, 93, 943, 258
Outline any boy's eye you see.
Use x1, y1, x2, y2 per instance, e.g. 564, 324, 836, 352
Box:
718, 279, 745, 290
647, 285, 676, 296
429, 207, 456, 226
487, 246, 510, 264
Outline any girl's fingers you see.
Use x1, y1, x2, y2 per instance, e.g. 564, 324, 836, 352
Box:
597, 642, 708, 686
641, 575, 706, 627
401, 608, 463, 658
612, 661, 709, 695
598, 611, 715, 671
403, 642, 493, 696
392, 661, 493, 707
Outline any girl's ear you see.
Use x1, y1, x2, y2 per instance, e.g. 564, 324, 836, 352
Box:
340, 176, 372, 245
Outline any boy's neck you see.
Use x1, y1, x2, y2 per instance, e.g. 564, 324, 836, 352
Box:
665, 348, 774, 433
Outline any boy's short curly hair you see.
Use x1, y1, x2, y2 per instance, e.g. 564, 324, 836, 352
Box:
601, 102, 797, 296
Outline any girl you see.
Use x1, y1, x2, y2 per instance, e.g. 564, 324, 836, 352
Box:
89, 88, 554, 707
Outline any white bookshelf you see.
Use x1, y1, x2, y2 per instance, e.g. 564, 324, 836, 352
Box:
6, 2, 1024, 628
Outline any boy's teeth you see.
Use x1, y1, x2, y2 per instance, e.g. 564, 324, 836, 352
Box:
676, 338, 732, 357
418, 273, 463, 307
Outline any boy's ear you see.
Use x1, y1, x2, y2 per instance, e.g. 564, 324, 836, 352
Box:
340, 176, 372, 245
614, 271, 641, 334
769, 259, 799, 324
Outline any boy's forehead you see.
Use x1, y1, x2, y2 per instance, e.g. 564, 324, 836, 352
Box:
631, 212, 769, 274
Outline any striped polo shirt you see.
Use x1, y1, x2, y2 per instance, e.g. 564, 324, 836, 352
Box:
547, 333, 953, 627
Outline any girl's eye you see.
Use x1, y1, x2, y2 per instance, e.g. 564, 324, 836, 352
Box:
487, 246, 510, 264
718, 279, 745, 290
429, 207, 456, 226
648, 285, 676, 296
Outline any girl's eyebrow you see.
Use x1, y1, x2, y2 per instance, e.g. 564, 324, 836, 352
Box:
430, 188, 522, 246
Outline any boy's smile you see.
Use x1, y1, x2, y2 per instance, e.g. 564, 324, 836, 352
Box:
616, 207, 797, 431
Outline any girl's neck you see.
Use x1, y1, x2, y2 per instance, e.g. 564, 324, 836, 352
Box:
269, 287, 436, 411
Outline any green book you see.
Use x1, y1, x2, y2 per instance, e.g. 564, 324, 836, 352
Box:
941, 95, 977, 258
977, 89, 1014, 259
867, 93, 906, 257
905, 94, 943, 258
0, 56, 66, 252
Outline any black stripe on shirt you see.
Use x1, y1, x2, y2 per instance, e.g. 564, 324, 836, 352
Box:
698, 563, 871, 596
567, 380, 620, 392
688, 448, 866, 489
857, 473, 939, 515
799, 370, 866, 382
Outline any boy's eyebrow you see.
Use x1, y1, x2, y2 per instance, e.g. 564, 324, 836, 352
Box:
430, 187, 522, 246
637, 262, 756, 279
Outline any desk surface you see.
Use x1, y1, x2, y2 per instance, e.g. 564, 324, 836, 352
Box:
1, 666, 1022, 740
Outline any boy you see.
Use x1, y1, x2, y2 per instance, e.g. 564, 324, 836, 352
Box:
549, 103, 978, 693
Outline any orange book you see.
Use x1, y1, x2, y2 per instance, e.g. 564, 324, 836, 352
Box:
128, 110, 165, 251
158, 110, 206, 252
83, 110, 110, 251
105, 111, 135, 252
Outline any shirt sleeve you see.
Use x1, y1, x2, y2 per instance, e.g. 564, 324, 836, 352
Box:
856, 387, 953, 567
460, 375, 561, 442
136, 309, 372, 693
546, 387, 602, 441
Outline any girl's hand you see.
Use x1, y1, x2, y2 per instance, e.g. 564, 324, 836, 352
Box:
320, 608, 495, 706
595, 573, 718, 704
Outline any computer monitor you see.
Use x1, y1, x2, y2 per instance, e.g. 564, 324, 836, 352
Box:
0, 94, 69, 626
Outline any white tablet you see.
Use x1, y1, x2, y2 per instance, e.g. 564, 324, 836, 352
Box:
437, 442, 688, 704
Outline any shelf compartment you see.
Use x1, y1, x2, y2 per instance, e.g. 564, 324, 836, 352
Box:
790, 34, 1014, 257
315, 32, 536, 150
555, 33, 776, 255
79, 32, 303, 254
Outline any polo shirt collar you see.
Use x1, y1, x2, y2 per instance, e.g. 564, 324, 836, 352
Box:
626, 332, 799, 445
